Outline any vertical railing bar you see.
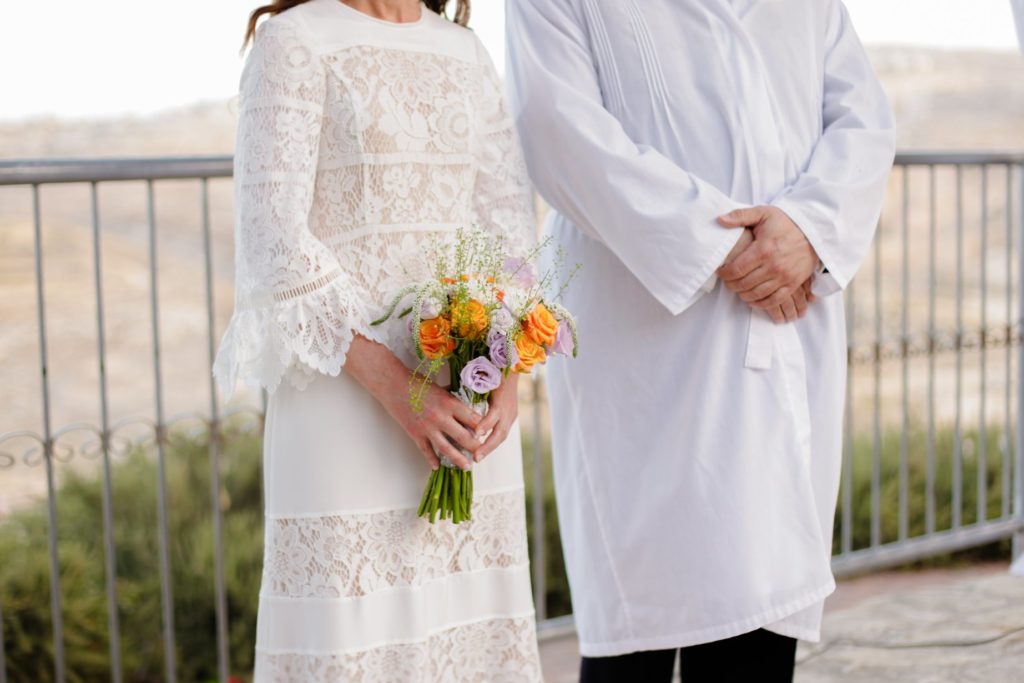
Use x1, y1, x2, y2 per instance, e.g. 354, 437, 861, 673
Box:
531, 375, 547, 622
147, 180, 178, 683
201, 179, 230, 682
1014, 162, 1024, 565
899, 167, 910, 541
90, 182, 123, 683
871, 217, 882, 548
979, 166, 989, 524
1005, 165, 1014, 520
841, 279, 855, 555
927, 164, 937, 535
33, 184, 67, 683
953, 165, 964, 530
0, 593, 6, 683
260, 390, 268, 513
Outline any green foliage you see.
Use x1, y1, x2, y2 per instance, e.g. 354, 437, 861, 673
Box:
0, 429, 264, 683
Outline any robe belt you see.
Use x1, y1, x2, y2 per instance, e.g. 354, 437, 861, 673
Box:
744, 308, 774, 370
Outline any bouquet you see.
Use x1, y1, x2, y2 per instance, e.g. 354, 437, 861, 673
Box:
372, 228, 578, 524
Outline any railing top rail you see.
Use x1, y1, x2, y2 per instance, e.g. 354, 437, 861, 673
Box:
894, 150, 1024, 166
0, 151, 1021, 186
0, 155, 233, 185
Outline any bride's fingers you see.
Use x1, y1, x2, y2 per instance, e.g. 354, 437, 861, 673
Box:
443, 416, 481, 453
476, 418, 511, 462
475, 408, 500, 438
446, 394, 483, 429
430, 432, 472, 471
417, 439, 441, 470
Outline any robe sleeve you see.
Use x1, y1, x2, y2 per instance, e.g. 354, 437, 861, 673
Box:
471, 38, 537, 259
771, 0, 896, 298
1013, 0, 1024, 53
505, 0, 745, 316
213, 17, 373, 395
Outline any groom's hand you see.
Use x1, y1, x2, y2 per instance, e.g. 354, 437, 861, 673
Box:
716, 206, 819, 323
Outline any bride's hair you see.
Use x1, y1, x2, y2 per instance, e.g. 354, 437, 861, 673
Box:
244, 1, 471, 47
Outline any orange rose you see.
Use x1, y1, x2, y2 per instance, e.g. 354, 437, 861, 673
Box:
451, 299, 488, 339
514, 332, 547, 373
523, 302, 559, 347
419, 317, 456, 359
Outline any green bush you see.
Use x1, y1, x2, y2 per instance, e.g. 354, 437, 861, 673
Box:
835, 423, 1013, 562
1, 422, 1014, 680
0, 430, 264, 683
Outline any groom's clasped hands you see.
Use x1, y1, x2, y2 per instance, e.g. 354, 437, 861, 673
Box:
716, 206, 821, 323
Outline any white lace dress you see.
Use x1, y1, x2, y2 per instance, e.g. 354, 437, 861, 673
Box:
212, 2, 542, 680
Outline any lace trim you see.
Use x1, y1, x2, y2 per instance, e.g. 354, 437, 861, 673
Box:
262, 489, 529, 600
213, 271, 375, 394
254, 615, 541, 683
272, 269, 342, 303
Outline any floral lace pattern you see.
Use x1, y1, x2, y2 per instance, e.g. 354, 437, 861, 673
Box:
214, 14, 535, 394
255, 615, 541, 683
263, 489, 528, 599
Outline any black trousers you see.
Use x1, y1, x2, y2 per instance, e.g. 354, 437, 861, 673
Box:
579, 628, 797, 683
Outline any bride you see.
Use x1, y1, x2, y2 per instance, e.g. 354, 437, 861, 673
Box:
213, 0, 542, 680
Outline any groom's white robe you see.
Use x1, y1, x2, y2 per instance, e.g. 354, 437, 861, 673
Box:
506, 0, 895, 655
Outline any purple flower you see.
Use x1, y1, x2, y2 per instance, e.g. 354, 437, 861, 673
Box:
551, 321, 575, 357
460, 356, 503, 394
503, 256, 537, 288
487, 329, 519, 369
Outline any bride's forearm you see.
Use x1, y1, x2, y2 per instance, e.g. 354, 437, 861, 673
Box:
344, 334, 410, 406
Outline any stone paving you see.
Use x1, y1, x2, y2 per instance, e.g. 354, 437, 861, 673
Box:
538, 565, 1024, 682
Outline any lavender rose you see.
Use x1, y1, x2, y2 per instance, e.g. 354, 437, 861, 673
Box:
460, 356, 503, 394
550, 320, 575, 356
487, 328, 520, 369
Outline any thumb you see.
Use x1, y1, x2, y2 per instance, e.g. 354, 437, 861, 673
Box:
718, 206, 767, 228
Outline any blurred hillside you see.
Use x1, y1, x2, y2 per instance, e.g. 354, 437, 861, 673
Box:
0, 47, 1022, 157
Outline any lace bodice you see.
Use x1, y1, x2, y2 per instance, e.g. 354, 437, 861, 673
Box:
214, 0, 535, 394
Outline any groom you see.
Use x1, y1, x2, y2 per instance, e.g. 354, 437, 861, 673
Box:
507, 1, 894, 681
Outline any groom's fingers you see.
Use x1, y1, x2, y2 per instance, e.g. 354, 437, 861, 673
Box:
718, 242, 768, 281
780, 297, 799, 322
725, 264, 773, 294
717, 206, 768, 228
738, 278, 781, 303
792, 286, 809, 318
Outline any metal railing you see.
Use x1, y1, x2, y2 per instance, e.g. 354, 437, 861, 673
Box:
0, 152, 1022, 681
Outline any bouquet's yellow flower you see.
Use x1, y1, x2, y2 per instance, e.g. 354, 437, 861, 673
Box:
452, 299, 488, 339
524, 302, 559, 347
419, 317, 456, 359
514, 332, 547, 373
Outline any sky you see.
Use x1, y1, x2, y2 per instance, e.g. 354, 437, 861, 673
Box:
0, 0, 1020, 121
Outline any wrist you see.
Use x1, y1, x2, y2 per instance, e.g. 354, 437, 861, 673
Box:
345, 335, 408, 400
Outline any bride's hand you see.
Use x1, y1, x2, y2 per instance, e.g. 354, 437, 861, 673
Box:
473, 372, 520, 463
345, 335, 482, 471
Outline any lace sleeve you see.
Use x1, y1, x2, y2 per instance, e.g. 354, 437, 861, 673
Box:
471, 40, 537, 258
214, 18, 372, 395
